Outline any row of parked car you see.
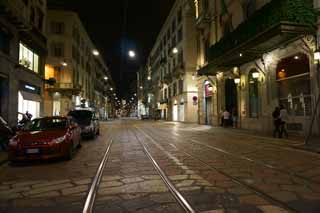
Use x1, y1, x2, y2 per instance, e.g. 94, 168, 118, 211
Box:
0, 107, 100, 162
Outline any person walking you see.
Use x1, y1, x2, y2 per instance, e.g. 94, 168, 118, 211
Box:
279, 104, 289, 138
223, 109, 230, 128
272, 107, 281, 138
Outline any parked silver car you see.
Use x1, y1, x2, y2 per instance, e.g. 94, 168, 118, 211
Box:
68, 108, 100, 139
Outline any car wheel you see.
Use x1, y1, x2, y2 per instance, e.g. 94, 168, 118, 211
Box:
66, 143, 74, 160
77, 139, 82, 149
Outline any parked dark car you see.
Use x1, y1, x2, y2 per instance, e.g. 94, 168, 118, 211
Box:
8, 116, 81, 162
68, 108, 100, 138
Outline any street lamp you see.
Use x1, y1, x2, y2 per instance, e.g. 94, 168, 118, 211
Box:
147, 76, 151, 81
92, 49, 100, 56
128, 50, 136, 58
234, 78, 241, 84
172, 47, 178, 54
61, 61, 68, 67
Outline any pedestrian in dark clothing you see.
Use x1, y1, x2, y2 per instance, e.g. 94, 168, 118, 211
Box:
279, 104, 288, 138
272, 107, 281, 138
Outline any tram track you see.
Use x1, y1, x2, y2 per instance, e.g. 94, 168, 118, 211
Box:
136, 126, 298, 213
149, 125, 320, 184
83, 121, 196, 213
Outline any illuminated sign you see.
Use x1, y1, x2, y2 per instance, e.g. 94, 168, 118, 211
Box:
25, 85, 36, 91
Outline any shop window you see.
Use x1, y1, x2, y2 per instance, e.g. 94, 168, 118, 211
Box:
276, 53, 311, 116
248, 69, 259, 118
19, 43, 39, 73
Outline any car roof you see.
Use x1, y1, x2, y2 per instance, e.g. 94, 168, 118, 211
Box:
70, 108, 95, 112
34, 116, 69, 120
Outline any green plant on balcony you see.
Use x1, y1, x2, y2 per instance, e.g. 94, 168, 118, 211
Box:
208, 0, 316, 61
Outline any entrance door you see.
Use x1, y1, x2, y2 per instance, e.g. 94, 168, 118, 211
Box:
173, 105, 178, 121
179, 104, 185, 122
205, 97, 213, 125
225, 79, 238, 112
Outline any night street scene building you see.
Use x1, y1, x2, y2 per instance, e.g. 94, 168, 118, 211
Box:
0, 0, 320, 213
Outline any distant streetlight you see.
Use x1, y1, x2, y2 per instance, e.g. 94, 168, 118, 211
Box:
110, 87, 114, 91
128, 50, 136, 58
61, 61, 68, 67
147, 76, 151, 81
172, 47, 178, 54
104, 76, 108, 80
92, 49, 100, 56
139, 86, 143, 90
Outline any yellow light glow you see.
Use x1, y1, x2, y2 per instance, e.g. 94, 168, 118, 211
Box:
45, 64, 55, 80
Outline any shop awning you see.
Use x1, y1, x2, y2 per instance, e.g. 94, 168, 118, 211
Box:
20, 91, 42, 102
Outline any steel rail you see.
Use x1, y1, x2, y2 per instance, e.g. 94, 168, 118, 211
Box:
138, 126, 298, 213
132, 126, 196, 213
83, 139, 113, 213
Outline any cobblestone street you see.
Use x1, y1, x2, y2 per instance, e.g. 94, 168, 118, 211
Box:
0, 119, 319, 212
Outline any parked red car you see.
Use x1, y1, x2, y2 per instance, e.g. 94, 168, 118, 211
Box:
8, 116, 81, 162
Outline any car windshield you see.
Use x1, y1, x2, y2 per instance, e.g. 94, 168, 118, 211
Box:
68, 110, 93, 125
26, 118, 67, 131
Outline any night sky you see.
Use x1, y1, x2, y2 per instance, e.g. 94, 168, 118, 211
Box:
48, 0, 175, 99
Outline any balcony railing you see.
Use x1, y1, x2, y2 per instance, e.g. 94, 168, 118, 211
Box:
0, 0, 30, 30
46, 83, 82, 94
199, 0, 316, 75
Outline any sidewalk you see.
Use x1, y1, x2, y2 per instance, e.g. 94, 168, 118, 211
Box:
0, 150, 8, 165
217, 126, 320, 154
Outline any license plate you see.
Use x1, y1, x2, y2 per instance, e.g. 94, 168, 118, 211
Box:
25, 148, 40, 154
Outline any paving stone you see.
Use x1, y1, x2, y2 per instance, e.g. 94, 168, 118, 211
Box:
23, 183, 74, 196
73, 178, 92, 185
227, 186, 252, 195
141, 175, 161, 180
99, 180, 168, 195
258, 205, 288, 213
61, 185, 89, 195
0, 185, 10, 190
176, 180, 195, 187
179, 186, 201, 191
121, 193, 147, 200
201, 210, 224, 213
0, 186, 30, 195
196, 179, 213, 186
122, 177, 144, 184
280, 184, 312, 194
269, 191, 298, 202
11, 181, 44, 188
32, 180, 70, 188
190, 174, 203, 180
204, 187, 226, 193
239, 194, 269, 205
169, 175, 188, 181
30, 191, 60, 198
102, 176, 122, 181
100, 181, 123, 188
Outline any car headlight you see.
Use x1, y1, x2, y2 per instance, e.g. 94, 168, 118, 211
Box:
9, 137, 19, 146
51, 136, 66, 144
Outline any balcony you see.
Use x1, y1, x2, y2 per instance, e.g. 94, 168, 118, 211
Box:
196, 11, 212, 29
172, 63, 185, 78
46, 83, 82, 95
0, 0, 31, 30
198, 0, 316, 76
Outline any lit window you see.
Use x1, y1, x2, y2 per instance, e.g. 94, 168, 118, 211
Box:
19, 43, 39, 73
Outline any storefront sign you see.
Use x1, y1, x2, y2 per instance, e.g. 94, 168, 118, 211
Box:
19, 81, 40, 94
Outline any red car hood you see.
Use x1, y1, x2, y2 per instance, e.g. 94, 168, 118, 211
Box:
17, 129, 67, 143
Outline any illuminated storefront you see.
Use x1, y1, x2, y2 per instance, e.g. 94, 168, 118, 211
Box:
18, 82, 41, 119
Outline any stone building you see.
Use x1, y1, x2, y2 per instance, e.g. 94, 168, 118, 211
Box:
195, 0, 319, 136
148, 0, 198, 122
0, 0, 47, 126
44, 9, 114, 118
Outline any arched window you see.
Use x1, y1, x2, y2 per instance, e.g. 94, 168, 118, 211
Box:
248, 69, 259, 118
276, 53, 311, 116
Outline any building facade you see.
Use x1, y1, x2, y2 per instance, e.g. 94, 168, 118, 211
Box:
0, 0, 47, 126
147, 0, 198, 123
44, 10, 114, 119
195, 0, 319, 136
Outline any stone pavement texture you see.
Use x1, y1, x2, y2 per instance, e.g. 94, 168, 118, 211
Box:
0, 119, 318, 212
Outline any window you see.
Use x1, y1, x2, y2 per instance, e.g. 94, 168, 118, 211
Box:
164, 88, 168, 99
19, 43, 39, 73
37, 9, 44, 30
172, 20, 176, 33
177, 9, 182, 23
0, 29, 10, 54
248, 69, 259, 118
276, 53, 311, 116
178, 50, 183, 64
179, 79, 184, 94
173, 83, 177, 96
177, 27, 183, 43
51, 22, 65, 34
51, 42, 64, 57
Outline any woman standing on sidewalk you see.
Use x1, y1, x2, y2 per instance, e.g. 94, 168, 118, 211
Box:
279, 104, 289, 138
272, 107, 281, 138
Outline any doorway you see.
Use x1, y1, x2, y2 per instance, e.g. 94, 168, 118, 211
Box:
205, 97, 213, 125
173, 104, 178, 121
225, 79, 238, 113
